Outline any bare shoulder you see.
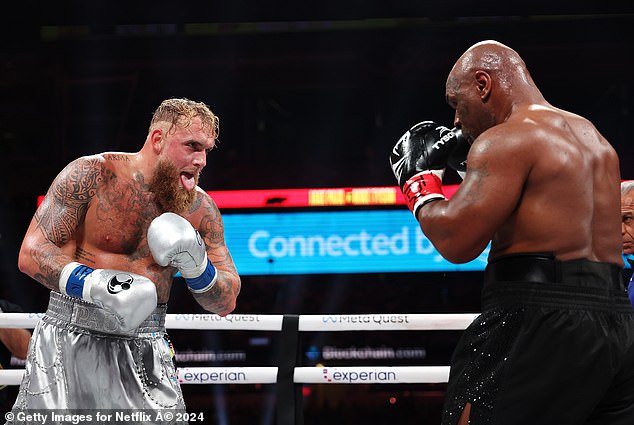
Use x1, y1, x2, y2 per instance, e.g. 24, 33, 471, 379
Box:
563, 110, 617, 154
35, 154, 109, 245
50, 154, 109, 201
63, 153, 107, 174
468, 122, 537, 169
187, 187, 219, 217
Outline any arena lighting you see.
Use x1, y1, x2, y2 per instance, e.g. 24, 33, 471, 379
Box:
37, 185, 461, 209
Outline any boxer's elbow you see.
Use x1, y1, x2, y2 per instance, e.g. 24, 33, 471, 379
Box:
434, 239, 488, 264
199, 275, 240, 316
17, 254, 28, 276
210, 298, 236, 317
17, 238, 36, 277
419, 206, 490, 263
217, 277, 241, 316
436, 246, 480, 264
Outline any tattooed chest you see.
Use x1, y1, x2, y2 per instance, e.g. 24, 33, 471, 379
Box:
83, 188, 160, 257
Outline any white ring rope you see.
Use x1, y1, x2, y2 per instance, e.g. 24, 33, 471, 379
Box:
0, 313, 477, 386
294, 366, 450, 384
177, 367, 279, 385
0, 313, 286, 331
0, 366, 450, 386
0, 313, 478, 331
0, 370, 25, 386
298, 313, 479, 331
166, 314, 285, 331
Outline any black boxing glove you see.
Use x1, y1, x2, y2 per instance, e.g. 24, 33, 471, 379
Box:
447, 128, 469, 180
390, 121, 458, 216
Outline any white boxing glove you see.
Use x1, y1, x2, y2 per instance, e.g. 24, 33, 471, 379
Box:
147, 212, 218, 293
59, 262, 158, 332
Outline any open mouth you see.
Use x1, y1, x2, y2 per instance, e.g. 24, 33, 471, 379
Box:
180, 171, 197, 191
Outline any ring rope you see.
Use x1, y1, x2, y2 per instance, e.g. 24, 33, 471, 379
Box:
0, 313, 476, 386
293, 366, 450, 384
298, 313, 478, 331
0, 366, 451, 386
0, 313, 478, 331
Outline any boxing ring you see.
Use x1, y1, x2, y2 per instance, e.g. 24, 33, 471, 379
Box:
0, 312, 477, 424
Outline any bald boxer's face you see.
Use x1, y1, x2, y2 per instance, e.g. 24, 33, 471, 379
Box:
622, 191, 634, 255
446, 70, 496, 144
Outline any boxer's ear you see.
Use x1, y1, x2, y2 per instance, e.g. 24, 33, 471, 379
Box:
475, 70, 491, 101
150, 128, 165, 154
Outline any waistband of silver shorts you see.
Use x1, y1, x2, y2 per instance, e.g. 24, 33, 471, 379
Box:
44, 291, 167, 336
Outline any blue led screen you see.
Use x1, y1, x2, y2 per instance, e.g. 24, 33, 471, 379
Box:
223, 210, 490, 275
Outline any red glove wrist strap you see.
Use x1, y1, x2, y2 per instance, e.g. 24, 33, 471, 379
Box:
402, 172, 446, 216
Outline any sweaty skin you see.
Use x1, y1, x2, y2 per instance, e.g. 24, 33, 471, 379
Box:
418, 41, 622, 266
19, 108, 240, 315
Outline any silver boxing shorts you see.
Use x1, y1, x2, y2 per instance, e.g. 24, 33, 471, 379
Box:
9, 291, 185, 413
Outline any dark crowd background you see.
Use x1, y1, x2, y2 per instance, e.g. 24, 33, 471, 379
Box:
0, 1, 633, 424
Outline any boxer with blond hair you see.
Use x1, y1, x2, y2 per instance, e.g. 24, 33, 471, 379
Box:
10, 98, 240, 416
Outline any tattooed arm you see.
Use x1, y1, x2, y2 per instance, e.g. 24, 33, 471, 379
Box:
187, 191, 241, 316
18, 155, 104, 291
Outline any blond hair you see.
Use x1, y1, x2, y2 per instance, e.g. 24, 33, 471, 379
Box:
149, 98, 219, 139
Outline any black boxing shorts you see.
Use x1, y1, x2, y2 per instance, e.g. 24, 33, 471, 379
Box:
442, 254, 634, 425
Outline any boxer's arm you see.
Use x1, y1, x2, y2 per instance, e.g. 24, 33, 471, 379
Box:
0, 305, 31, 360
154, 191, 240, 316
0, 328, 31, 360
417, 129, 530, 263
18, 156, 105, 290
193, 194, 240, 316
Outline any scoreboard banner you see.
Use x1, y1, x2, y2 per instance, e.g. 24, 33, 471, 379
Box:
207, 185, 460, 209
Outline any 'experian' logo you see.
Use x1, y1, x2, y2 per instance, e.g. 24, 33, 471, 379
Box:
321, 367, 398, 383
179, 369, 247, 383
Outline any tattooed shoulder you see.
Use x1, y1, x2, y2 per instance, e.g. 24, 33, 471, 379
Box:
197, 196, 224, 243
35, 156, 107, 245
60, 156, 107, 200
186, 190, 205, 214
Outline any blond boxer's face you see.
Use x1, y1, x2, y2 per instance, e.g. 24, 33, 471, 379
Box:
150, 116, 215, 213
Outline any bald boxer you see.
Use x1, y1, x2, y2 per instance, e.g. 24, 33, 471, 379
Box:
10, 98, 240, 416
391, 41, 634, 425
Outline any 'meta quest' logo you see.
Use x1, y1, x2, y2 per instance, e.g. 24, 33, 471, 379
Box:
107, 273, 133, 294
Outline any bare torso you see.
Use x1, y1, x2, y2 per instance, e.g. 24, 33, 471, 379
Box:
21, 131, 239, 314
64, 153, 176, 302
488, 106, 622, 264
421, 104, 622, 266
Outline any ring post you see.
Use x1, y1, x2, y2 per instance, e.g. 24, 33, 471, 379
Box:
276, 314, 302, 425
